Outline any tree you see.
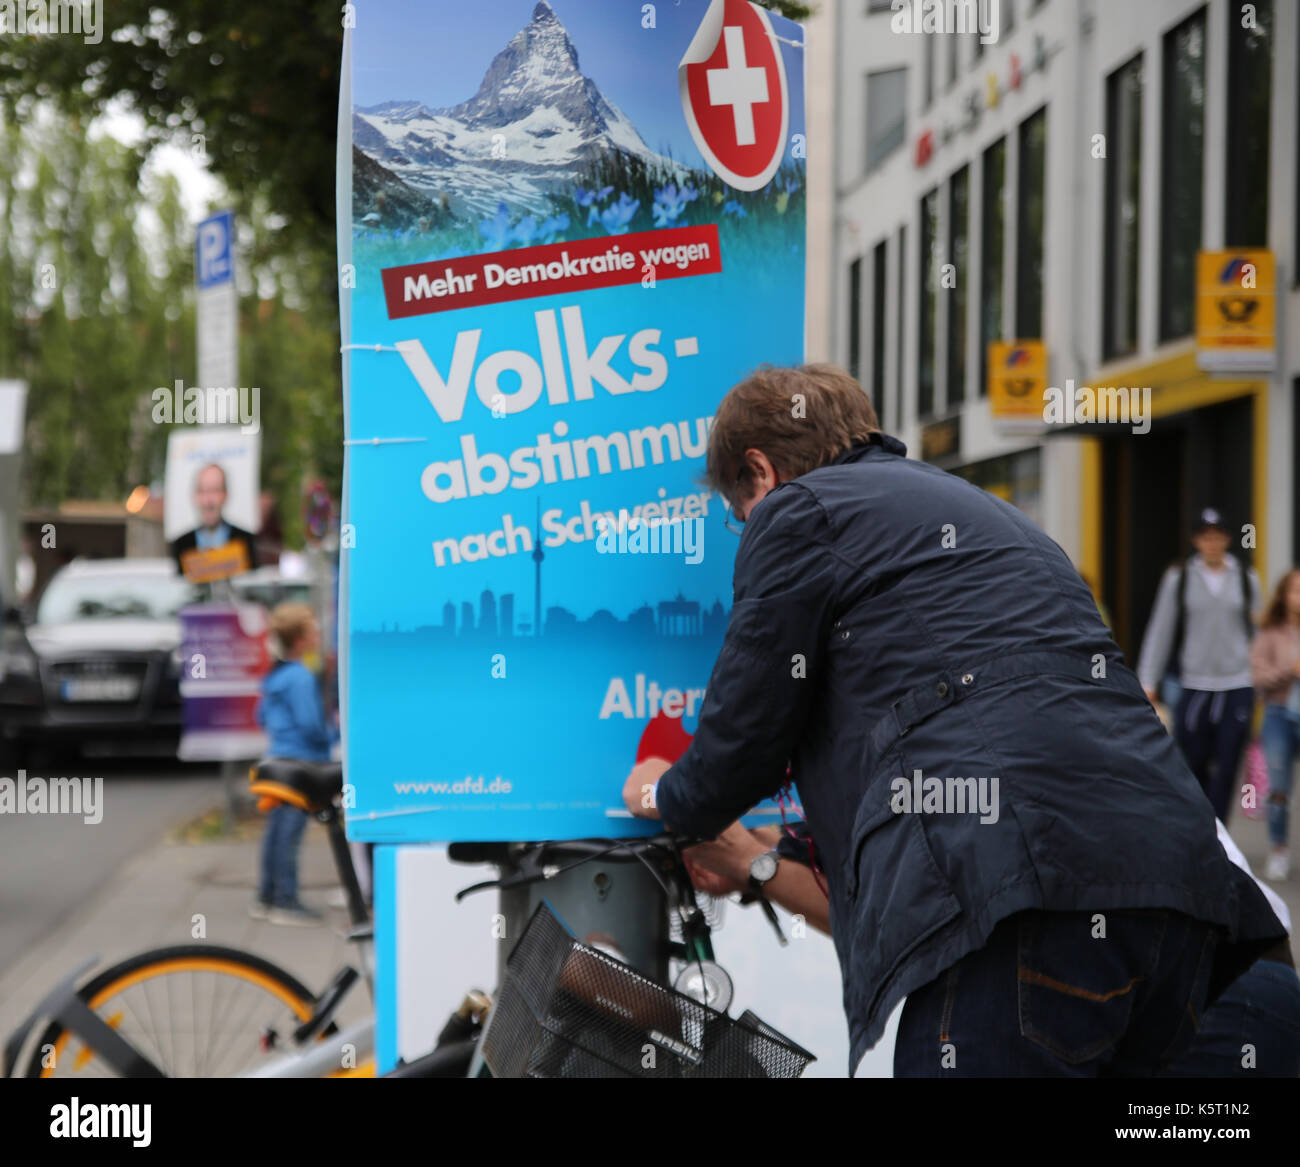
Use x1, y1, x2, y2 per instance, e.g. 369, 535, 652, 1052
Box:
0, 114, 339, 544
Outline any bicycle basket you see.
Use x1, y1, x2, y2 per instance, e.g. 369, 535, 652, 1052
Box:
480, 902, 815, 1078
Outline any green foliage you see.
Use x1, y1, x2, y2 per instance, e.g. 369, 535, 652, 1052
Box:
758, 0, 817, 20
0, 114, 184, 506
0, 0, 342, 249
0, 116, 338, 545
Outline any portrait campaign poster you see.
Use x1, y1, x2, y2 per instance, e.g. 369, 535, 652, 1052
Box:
342, 0, 806, 841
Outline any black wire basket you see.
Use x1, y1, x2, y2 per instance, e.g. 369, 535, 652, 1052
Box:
480, 902, 816, 1078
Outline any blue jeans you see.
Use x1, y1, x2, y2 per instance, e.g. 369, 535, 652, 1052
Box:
1260, 703, 1299, 849
258, 804, 308, 908
1161, 959, 1300, 1077
893, 909, 1218, 1077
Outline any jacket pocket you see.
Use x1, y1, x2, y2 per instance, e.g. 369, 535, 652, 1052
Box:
842, 795, 963, 1024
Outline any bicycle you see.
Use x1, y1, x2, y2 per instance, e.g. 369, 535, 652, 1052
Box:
6, 758, 815, 1078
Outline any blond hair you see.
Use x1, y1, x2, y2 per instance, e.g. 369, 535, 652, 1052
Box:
269, 602, 315, 655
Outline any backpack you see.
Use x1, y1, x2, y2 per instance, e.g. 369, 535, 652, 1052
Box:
1167, 555, 1253, 680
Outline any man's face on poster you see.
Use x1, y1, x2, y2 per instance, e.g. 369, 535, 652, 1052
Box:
194, 465, 228, 529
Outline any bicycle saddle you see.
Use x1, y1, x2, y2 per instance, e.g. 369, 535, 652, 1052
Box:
249, 758, 344, 813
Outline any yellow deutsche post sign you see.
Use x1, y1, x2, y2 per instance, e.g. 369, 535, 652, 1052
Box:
988, 340, 1047, 422
1196, 249, 1275, 372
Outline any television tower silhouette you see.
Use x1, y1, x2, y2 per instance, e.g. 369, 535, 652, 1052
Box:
532, 496, 544, 638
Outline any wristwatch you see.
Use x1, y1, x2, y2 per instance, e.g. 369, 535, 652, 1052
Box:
745, 849, 787, 946
747, 849, 780, 892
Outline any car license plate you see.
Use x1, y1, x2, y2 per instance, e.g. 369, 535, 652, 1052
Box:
61, 676, 140, 702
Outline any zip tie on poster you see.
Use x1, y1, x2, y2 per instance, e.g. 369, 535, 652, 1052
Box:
340, 346, 428, 445
344, 436, 427, 447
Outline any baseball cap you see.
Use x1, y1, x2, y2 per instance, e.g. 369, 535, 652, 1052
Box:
1193, 507, 1230, 533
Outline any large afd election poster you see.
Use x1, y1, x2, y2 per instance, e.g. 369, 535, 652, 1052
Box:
341, 0, 806, 841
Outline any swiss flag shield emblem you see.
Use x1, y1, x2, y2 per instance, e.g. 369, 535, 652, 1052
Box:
679, 0, 790, 192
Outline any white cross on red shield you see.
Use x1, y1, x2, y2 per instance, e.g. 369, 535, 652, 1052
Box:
679, 0, 790, 192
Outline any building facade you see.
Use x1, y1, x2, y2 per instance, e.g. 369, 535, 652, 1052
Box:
833, 0, 1298, 662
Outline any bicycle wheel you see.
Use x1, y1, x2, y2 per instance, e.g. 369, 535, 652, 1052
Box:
25, 945, 317, 1079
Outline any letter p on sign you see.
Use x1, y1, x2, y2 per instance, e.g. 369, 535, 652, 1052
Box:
197, 211, 234, 288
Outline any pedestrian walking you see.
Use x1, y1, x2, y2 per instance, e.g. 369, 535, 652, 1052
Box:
1250, 568, 1300, 881
1137, 508, 1262, 822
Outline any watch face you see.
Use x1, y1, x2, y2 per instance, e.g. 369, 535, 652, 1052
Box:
750, 851, 778, 883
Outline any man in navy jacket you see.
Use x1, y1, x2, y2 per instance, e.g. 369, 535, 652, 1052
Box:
623, 364, 1286, 1077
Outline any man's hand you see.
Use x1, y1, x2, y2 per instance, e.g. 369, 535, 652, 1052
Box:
623, 757, 671, 819
682, 821, 770, 894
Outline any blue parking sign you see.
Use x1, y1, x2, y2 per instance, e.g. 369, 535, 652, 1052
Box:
196, 210, 234, 289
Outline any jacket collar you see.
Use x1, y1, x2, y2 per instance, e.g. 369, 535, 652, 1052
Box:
831, 432, 908, 465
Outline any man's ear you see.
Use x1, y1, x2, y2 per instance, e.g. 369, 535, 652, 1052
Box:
744, 448, 779, 488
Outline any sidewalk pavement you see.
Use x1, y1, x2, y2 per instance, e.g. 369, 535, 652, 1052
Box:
0, 810, 372, 1051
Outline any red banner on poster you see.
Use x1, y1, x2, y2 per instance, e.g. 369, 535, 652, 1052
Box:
380, 224, 722, 320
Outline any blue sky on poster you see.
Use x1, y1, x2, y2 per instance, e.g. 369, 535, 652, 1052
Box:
352, 0, 806, 175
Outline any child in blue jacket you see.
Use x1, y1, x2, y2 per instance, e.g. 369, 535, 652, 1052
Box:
252, 603, 338, 925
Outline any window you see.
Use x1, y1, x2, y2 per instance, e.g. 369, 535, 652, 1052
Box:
872, 241, 888, 425
897, 224, 907, 421
1016, 106, 1047, 338
866, 67, 908, 172
848, 259, 863, 382
1225, 0, 1272, 246
924, 32, 935, 109
948, 167, 970, 405
1159, 8, 1206, 342
1104, 54, 1143, 361
954, 449, 1043, 528
918, 188, 939, 418
979, 137, 1006, 395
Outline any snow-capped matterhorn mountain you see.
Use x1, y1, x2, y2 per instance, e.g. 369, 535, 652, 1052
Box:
353, 0, 689, 223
